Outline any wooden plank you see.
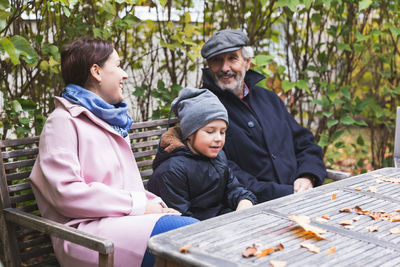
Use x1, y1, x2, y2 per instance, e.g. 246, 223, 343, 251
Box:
137, 159, 154, 168
20, 245, 54, 262
2, 147, 38, 159
131, 118, 178, 130
0, 137, 39, 148
129, 129, 167, 140
4, 159, 36, 171
7, 171, 31, 181
10, 192, 36, 205
132, 139, 159, 150
19, 235, 51, 250
9, 182, 31, 193
133, 149, 157, 159
140, 170, 153, 179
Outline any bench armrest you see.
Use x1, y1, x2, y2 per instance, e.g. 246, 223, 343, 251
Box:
4, 208, 114, 255
326, 169, 351, 181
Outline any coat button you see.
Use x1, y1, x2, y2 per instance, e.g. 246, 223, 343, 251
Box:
248, 121, 255, 128
271, 154, 276, 160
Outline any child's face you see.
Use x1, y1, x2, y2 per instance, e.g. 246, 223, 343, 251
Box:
188, 119, 227, 158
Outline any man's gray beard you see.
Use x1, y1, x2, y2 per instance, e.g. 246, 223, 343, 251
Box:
213, 67, 246, 97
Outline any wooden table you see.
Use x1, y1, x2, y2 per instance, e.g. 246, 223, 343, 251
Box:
148, 168, 400, 266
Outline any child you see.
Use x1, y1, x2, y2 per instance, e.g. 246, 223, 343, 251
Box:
148, 87, 256, 221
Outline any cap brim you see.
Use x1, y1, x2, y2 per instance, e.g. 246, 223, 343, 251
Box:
206, 46, 243, 59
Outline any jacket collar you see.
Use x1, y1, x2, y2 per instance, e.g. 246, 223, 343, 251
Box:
202, 68, 265, 94
55, 97, 124, 138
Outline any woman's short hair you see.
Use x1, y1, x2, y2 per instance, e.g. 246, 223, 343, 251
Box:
61, 37, 114, 86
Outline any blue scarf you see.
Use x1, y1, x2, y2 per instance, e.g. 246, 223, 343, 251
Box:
62, 84, 133, 138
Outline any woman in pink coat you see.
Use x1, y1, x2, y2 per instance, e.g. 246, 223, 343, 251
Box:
30, 37, 198, 267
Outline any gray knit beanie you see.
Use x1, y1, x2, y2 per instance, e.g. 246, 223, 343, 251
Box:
171, 87, 229, 140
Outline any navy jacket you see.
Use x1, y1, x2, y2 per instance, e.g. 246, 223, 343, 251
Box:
202, 69, 326, 202
147, 127, 257, 221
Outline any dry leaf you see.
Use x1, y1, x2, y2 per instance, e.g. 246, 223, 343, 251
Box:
300, 242, 320, 253
257, 247, 275, 258
367, 225, 379, 232
339, 220, 353, 226
270, 260, 287, 267
354, 205, 363, 214
392, 216, 400, 222
242, 246, 258, 258
344, 225, 354, 230
322, 215, 330, 220
327, 246, 336, 255
339, 207, 351, 213
332, 193, 337, 200
390, 228, 400, 234
179, 244, 192, 254
375, 179, 384, 184
395, 209, 400, 213
288, 215, 327, 239
275, 243, 284, 251
353, 216, 360, 221
369, 186, 378, 193
354, 188, 362, 191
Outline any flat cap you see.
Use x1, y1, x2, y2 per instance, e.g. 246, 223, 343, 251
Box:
201, 29, 249, 59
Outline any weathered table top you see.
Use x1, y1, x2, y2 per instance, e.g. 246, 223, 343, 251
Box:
148, 167, 400, 266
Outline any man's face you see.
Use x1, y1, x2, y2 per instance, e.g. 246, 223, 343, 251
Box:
207, 49, 251, 96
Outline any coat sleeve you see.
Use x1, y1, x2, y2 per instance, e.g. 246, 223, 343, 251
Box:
285, 107, 327, 186
149, 170, 194, 217
228, 160, 294, 203
223, 166, 257, 209
35, 111, 142, 218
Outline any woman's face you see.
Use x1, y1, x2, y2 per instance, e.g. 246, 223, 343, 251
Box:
92, 49, 128, 105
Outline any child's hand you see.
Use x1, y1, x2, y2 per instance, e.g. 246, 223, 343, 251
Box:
236, 199, 253, 211
145, 202, 182, 215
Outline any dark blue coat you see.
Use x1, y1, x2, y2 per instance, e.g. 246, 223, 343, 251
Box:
202, 69, 326, 202
147, 127, 257, 221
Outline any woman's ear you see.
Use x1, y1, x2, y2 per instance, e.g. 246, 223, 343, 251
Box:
89, 64, 102, 83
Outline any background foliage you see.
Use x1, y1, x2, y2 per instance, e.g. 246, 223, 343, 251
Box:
1, 0, 400, 174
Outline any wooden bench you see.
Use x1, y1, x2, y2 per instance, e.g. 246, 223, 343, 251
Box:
0, 116, 348, 267
0, 118, 178, 267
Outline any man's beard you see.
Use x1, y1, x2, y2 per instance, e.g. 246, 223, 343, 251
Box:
212, 67, 246, 97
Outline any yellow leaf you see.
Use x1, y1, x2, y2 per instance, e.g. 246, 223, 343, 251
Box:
300, 242, 320, 253
288, 215, 327, 239
327, 246, 336, 255
390, 228, 400, 234
367, 225, 378, 232
270, 260, 287, 267
179, 244, 192, 254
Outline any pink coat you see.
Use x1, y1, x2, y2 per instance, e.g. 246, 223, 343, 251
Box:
30, 97, 165, 267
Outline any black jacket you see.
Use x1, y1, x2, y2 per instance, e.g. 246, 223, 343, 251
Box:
202, 69, 326, 202
147, 127, 257, 221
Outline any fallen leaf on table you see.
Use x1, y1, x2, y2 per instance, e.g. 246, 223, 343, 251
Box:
275, 243, 284, 251
242, 246, 258, 258
339, 220, 353, 226
327, 246, 336, 255
392, 216, 400, 222
354, 205, 363, 214
369, 186, 378, 193
354, 188, 362, 191
257, 247, 275, 258
332, 193, 337, 200
288, 215, 327, 239
395, 209, 400, 213
367, 225, 379, 232
344, 225, 354, 230
322, 215, 330, 220
300, 242, 320, 253
353, 216, 360, 221
339, 207, 351, 213
375, 179, 384, 184
270, 260, 287, 267
390, 228, 400, 234
179, 244, 192, 254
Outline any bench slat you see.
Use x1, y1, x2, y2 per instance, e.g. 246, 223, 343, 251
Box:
20, 245, 54, 262
4, 159, 36, 171
131, 118, 178, 129
9, 182, 31, 193
140, 169, 153, 178
19, 235, 52, 250
7, 170, 32, 181
0, 136, 39, 148
2, 148, 38, 159
10, 192, 36, 204
132, 139, 159, 150
136, 159, 154, 168
129, 129, 167, 139
133, 149, 157, 159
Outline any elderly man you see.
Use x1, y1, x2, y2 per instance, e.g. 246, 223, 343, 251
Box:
201, 29, 326, 202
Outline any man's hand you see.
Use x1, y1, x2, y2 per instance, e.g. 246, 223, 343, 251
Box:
294, 177, 314, 193
236, 199, 253, 211
144, 202, 181, 215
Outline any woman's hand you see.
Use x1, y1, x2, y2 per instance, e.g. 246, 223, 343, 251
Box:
144, 202, 181, 215
294, 177, 313, 193
236, 199, 253, 211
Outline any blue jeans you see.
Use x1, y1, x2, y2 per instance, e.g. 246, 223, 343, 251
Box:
141, 215, 199, 267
